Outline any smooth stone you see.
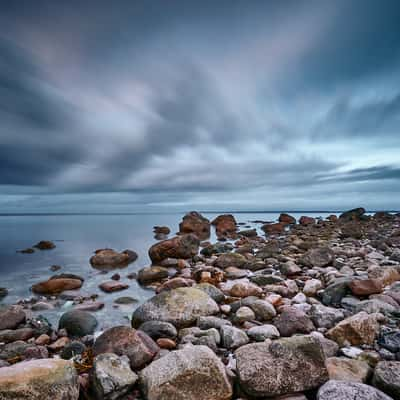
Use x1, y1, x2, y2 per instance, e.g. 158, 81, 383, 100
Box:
99, 281, 129, 293
0, 328, 34, 343
221, 325, 249, 349
139, 345, 232, 400
138, 321, 178, 340
114, 296, 138, 305
137, 266, 169, 284
197, 316, 232, 330
235, 306, 256, 323
59, 310, 98, 337
299, 247, 334, 268
194, 283, 225, 303
247, 324, 280, 341
0, 305, 26, 330
250, 299, 277, 321
310, 304, 345, 329
214, 253, 247, 269
90, 248, 138, 269
32, 278, 82, 295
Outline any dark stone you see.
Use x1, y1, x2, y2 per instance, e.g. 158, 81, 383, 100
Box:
59, 310, 98, 337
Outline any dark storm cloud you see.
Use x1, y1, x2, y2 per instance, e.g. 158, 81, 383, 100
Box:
0, 0, 399, 211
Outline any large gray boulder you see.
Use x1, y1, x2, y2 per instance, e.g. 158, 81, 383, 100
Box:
318, 380, 393, 400
132, 287, 219, 328
0, 358, 79, 399
235, 335, 328, 397
139, 345, 232, 400
372, 361, 400, 400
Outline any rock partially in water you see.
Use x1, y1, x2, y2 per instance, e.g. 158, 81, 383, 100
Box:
138, 320, 178, 340
149, 234, 200, 264
236, 335, 328, 397
132, 287, 219, 328
211, 214, 237, 238
34, 240, 56, 250
90, 248, 138, 269
279, 213, 296, 225
91, 353, 138, 400
339, 207, 366, 221
32, 278, 82, 295
99, 281, 129, 293
179, 211, 210, 240
0, 288, 8, 299
0, 358, 79, 400
93, 326, 159, 370
0, 305, 25, 330
140, 345, 232, 400
59, 310, 98, 337
137, 266, 169, 284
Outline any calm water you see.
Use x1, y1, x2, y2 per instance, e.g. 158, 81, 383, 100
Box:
0, 212, 336, 330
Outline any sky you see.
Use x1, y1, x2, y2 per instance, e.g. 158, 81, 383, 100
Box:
0, 0, 400, 213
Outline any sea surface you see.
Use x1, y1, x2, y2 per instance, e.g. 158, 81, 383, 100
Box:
0, 211, 338, 330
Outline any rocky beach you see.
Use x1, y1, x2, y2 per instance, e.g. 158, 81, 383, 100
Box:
0, 208, 399, 399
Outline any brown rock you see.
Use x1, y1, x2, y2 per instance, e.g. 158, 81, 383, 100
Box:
48, 337, 70, 351
0, 328, 34, 344
326, 357, 371, 382
279, 213, 296, 225
153, 226, 170, 235
299, 216, 315, 226
349, 279, 383, 296
0, 305, 26, 330
179, 211, 210, 240
156, 277, 195, 293
262, 223, 286, 235
156, 338, 176, 349
35, 334, 51, 346
99, 281, 129, 293
149, 234, 200, 264
34, 240, 56, 250
229, 281, 263, 298
90, 248, 138, 269
273, 306, 315, 337
211, 214, 237, 238
93, 326, 159, 370
32, 278, 82, 295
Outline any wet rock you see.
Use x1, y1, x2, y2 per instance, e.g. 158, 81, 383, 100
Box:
211, 214, 237, 238
132, 287, 219, 328
236, 335, 328, 397
140, 345, 232, 400
299, 246, 334, 268
157, 338, 176, 349
326, 311, 380, 346
221, 325, 249, 349
214, 252, 247, 269
238, 228, 258, 237
227, 280, 263, 298
273, 306, 315, 337
153, 226, 170, 235
179, 211, 210, 240
0, 305, 25, 330
372, 361, 400, 400
93, 326, 159, 370
194, 283, 225, 302
317, 380, 392, 400
0, 340, 30, 360
99, 281, 129, 293
326, 357, 371, 382
114, 296, 138, 305
0, 328, 34, 343
73, 301, 104, 312
247, 324, 280, 341
18, 248, 35, 254
299, 216, 316, 226
262, 222, 286, 235
32, 278, 82, 295
279, 213, 296, 225
48, 337, 70, 352
197, 316, 231, 330
149, 234, 200, 263
349, 278, 383, 296
34, 240, 56, 250
339, 207, 366, 221
91, 353, 138, 400
90, 248, 138, 269
137, 266, 169, 284
0, 288, 8, 299
138, 321, 178, 340
0, 358, 78, 399
59, 310, 98, 337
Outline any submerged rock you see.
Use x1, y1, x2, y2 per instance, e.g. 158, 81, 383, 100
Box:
32, 278, 82, 295
132, 287, 219, 328
140, 345, 232, 400
0, 358, 79, 400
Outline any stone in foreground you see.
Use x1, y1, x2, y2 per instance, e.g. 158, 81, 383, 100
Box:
235, 335, 328, 397
318, 380, 393, 400
140, 345, 232, 400
372, 361, 400, 400
91, 353, 138, 400
0, 358, 79, 399
132, 287, 219, 328
58, 310, 98, 337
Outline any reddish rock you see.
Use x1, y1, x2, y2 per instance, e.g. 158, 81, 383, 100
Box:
32, 278, 82, 295
153, 226, 171, 235
48, 337, 70, 351
73, 301, 105, 312
99, 281, 129, 293
211, 214, 237, 238
299, 216, 316, 226
0, 305, 26, 330
229, 281, 263, 298
90, 249, 138, 269
349, 279, 383, 296
34, 240, 56, 250
262, 223, 286, 235
179, 211, 210, 240
93, 326, 159, 370
35, 334, 51, 346
156, 277, 195, 293
327, 215, 338, 222
279, 213, 296, 225
273, 306, 315, 337
148, 234, 200, 264
156, 338, 176, 349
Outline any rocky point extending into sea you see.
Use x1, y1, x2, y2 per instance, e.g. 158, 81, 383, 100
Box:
1, 208, 400, 399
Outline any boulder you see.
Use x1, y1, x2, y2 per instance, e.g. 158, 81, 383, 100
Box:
326, 357, 371, 382
349, 279, 383, 296
299, 216, 315, 226
211, 214, 237, 238
149, 234, 200, 263
32, 278, 82, 295
138, 321, 178, 340
214, 253, 247, 269
303, 279, 323, 296
59, 310, 98, 337
91, 353, 138, 400
220, 325, 249, 349
179, 211, 210, 240
34, 240, 56, 250
132, 287, 219, 328
90, 248, 138, 269
236, 335, 328, 397
93, 326, 159, 370
247, 324, 280, 341
279, 213, 296, 225
140, 345, 232, 400
138, 266, 169, 284
339, 207, 366, 221
0, 358, 78, 399
273, 306, 315, 337
318, 380, 393, 400
326, 311, 380, 346
0, 305, 25, 330
310, 304, 345, 329
299, 246, 334, 268
372, 361, 400, 400
262, 223, 286, 235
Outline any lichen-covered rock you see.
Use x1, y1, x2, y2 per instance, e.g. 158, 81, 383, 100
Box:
236, 335, 328, 397
0, 358, 79, 399
139, 345, 232, 400
326, 357, 371, 382
93, 326, 159, 370
149, 234, 200, 263
91, 353, 138, 400
326, 311, 380, 346
318, 380, 393, 400
132, 287, 219, 328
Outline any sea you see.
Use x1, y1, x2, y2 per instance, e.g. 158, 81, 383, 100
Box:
0, 211, 341, 330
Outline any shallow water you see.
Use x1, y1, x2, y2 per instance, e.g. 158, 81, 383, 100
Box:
0, 211, 337, 330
